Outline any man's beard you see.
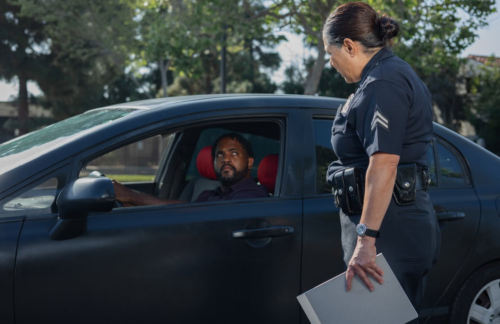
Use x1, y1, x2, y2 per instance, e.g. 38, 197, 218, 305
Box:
215, 164, 249, 187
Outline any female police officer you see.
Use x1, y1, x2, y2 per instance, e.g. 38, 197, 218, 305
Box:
323, 2, 440, 320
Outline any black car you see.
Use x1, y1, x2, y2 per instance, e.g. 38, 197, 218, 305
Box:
0, 94, 499, 324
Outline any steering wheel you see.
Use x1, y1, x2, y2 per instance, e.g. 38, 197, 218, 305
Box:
88, 171, 124, 208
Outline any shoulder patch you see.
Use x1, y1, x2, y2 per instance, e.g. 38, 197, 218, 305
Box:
371, 107, 389, 132
341, 93, 354, 115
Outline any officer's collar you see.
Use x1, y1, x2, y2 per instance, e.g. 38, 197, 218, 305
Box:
360, 46, 395, 83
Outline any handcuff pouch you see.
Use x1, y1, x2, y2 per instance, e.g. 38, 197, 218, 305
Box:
393, 163, 417, 205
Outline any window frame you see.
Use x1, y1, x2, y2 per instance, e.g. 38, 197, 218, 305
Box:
72, 113, 289, 210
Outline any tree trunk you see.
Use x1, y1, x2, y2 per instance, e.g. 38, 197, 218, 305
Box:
159, 58, 169, 98
17, 73, 29, 136
220, 27, 227, 94
303, 37, 327, 95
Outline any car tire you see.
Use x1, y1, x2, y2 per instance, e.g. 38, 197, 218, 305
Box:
450, 262, 500, 324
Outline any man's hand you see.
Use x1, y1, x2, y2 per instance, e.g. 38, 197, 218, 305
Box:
346, 237, 384, 291
112, 180, 136, 205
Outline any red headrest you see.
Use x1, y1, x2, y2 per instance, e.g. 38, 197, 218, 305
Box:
196, 146, 217, 180
258, 154, 279, 194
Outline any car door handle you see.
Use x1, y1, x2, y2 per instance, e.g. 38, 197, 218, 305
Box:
232, 226, 294, 239
436, 211, 465, 222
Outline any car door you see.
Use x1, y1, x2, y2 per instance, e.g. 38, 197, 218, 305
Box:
300, 110, 346, 323
14, 108, 304, 324
0, 162, 70, 324
301, 109, 482, 322
420, 137, 481, 320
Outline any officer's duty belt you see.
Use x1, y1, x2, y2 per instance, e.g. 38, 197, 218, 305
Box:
332, 163, 430, 215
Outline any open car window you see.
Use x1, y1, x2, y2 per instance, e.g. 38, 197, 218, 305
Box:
79, 134, 175, 183
77, 119, 283, 208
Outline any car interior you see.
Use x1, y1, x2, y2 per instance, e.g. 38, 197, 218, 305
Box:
79, 119, 283, 206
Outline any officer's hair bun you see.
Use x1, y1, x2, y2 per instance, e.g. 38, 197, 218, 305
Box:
378, 15, 400, 45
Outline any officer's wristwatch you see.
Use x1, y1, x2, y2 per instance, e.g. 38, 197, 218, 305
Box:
356, 223, 380, 238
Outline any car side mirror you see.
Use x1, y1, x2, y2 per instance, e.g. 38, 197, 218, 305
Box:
49, 177, 115, 240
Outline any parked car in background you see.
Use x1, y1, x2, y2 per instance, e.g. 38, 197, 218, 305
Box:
0, 94, 499, 324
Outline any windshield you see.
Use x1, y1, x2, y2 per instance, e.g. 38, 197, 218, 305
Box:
0, 108, 137, 158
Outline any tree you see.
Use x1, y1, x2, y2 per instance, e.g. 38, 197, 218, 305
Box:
0, 0, 48, 134
9, 0, 140, 118
284, 0, 496, 103
466, 62, 500, 155
137, 0, 285, 97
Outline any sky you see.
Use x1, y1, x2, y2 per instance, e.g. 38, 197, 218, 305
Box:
1, 1, 500, 101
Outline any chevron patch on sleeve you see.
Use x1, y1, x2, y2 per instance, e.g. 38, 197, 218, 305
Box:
371, 108, 389, 132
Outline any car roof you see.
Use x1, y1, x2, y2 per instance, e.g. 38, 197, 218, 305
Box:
0, 94, 344, 196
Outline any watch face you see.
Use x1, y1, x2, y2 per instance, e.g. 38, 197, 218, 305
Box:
357, 224, 366, 236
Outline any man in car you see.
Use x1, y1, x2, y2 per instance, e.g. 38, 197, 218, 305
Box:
112, 133, 269, 206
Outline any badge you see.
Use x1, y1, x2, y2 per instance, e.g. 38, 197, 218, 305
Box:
341, 94, 354, 115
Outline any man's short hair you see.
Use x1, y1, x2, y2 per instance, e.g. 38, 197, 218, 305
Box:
211, 133, 254, 158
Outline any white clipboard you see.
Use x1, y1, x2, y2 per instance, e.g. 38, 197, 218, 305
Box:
297, 254, 418, 324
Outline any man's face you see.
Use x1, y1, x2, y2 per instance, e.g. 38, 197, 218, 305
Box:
214, 137, 254, 187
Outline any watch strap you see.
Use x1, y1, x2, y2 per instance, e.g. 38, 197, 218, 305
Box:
364, 228, 380, 238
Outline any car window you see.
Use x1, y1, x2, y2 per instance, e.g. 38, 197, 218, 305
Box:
186, 128, 280, 181
436, 141, 467, 188
313, 119, 337, 194
1, 166, 69, 217
80, 134, 174, 183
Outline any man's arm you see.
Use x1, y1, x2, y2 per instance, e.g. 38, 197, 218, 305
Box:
112, 180, 187, 206
345, 152, 399, 291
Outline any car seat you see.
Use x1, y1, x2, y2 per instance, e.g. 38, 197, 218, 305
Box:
257, 154, 279, 195
178, 146, 219, 202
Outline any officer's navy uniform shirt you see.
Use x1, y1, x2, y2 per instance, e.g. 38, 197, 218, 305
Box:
327, 47, 433, 183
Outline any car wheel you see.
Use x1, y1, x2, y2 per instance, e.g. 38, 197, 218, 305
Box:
450, 262, 500, 324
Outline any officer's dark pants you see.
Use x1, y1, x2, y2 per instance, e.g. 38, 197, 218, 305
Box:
340, 190, 441, 324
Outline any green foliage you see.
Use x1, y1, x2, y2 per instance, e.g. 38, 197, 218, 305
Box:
282, 0, 496, 128
281, 63, 305, 94
466, 63, 500, 155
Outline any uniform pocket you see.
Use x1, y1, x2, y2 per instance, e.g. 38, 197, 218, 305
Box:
395, 205, 437, 267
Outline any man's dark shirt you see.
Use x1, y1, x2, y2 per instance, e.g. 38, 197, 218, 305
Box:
196, 178, 269, 202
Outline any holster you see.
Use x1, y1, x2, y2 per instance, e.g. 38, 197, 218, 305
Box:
393, 164, 417, 206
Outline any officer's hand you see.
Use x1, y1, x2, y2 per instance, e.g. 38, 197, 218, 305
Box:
346, 237, 384, 291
